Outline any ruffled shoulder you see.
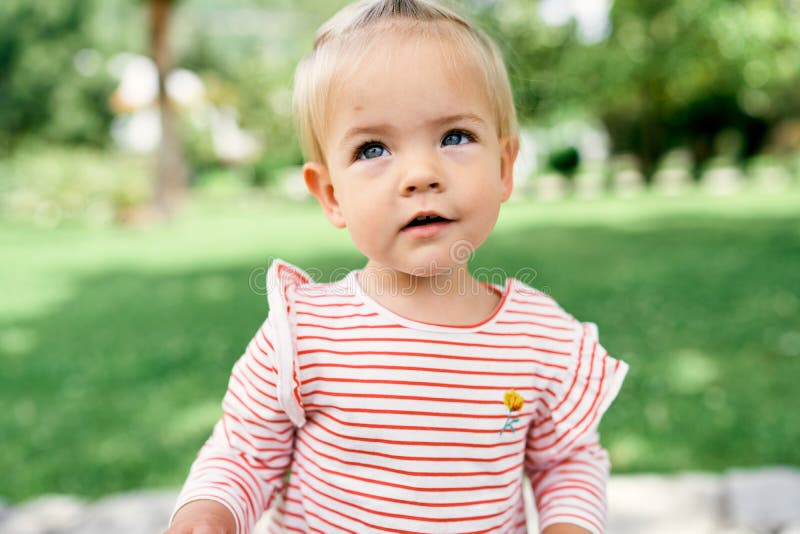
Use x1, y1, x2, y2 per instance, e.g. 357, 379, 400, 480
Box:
535, 320, 629, 459
266, 258, 314, 427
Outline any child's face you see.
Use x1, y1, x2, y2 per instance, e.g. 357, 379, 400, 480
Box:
304, 30, 518, 277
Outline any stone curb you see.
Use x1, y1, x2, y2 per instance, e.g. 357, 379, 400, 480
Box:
1, 467, 798, 534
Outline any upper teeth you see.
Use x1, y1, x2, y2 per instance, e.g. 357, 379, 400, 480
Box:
416, 215, 438, 221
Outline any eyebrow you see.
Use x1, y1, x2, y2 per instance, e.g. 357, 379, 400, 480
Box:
340, 113, 487, 146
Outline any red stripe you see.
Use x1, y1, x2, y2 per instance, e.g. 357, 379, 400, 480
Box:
243, 342, 275, 378
304, 426, 523, 463
242, 361, 277, 392
547, 464, 607, 482
527, 346, 571, 356
294, 299, 365, 308
509, 297, 559, 308
180, 492, 244, 534
475, 330, 572, 343
313, 410, 526, 435
527, 443, 600, 479
295, 450, 519, 492
292, 369, 304, 412
311, 418, 526, 448
193, 464, 260, 522
298, 331, 574, 358
305, 402, 534, 420
506, 308, 569, 321
225, 412, 293, 444
528, 333, 586, 443
298, 434, 523, 477
300, 361, 568, 375
258, 327, 274, 352
276, 262, 310, 282
496, 320, 574, 331
530, 465, 605, 493
540, 510, 601, 534
303, 389, 537, 406
298, 322, 404, 330
229, 429, 294, 457
267, 510, 284, 531
297, 310, 379, 319
550, 357, 609, 457
539, 494, 605, 528
517, 287, 551, 299
227, 377, 289, 428
304, 375, 537, 391
297, 334, 552, 351
297, 348, 546, 364
196, 454, 277, 496
552, 333, 592, 416
239, 363, 279, 401
299, 461, 517, 508
303, 506, 357, 534
299, 490, 417, 533
461, 508, 519, 534
535, 479, 604, 505
535, 347, 609, 455
299, 474, 519, 523
224, 388, 285, 429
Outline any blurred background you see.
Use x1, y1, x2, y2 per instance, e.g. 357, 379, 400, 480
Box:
1, 0, 799, 508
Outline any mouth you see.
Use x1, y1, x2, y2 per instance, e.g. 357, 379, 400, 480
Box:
401, 212, 453, 230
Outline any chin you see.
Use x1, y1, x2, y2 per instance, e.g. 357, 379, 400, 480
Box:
403, 256, 464, 278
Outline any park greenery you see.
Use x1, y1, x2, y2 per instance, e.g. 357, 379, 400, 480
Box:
1, 0, 800, 226
1, 0, 799, 503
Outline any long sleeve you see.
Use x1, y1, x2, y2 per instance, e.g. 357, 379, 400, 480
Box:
524, 321, 628, 534
171, 317, 296, 534
527, 430, 610, 533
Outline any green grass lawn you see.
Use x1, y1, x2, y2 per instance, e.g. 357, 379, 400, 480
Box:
1, 189, 799, 501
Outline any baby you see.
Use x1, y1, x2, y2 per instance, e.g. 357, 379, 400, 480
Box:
167, 1, 628, 533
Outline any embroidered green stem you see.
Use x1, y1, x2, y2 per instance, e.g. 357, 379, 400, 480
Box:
499, 411, 520, 435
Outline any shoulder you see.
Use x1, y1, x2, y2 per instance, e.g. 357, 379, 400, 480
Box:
506, 278, 581, 335
266, 258, 359, 309
267, 259, 313, 296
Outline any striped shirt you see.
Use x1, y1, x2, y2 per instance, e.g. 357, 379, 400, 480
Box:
173, 259, 628, 534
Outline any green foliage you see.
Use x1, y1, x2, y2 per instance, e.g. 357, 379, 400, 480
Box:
477, 0, 800, 173
546, 145, 580, 175
3, 0, 800, 185
0, 1, 119, 152
173, 1, 330, 182
0, 144, 151, 227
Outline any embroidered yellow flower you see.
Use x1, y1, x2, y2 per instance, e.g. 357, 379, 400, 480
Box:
499, 389, 523, 435
503, 389, 524, 412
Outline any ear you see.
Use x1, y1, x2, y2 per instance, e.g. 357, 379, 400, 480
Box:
499, 135, 520, 203
303, 161, 346, 228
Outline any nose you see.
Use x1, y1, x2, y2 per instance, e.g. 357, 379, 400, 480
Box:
399, 152, 445, 195
402, 177, 442, 194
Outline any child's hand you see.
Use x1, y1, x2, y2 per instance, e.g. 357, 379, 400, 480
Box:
541, 524, 592, 534
164, 499, 236, 534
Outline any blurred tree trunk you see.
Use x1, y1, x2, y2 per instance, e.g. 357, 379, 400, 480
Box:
149, 0, 187, 219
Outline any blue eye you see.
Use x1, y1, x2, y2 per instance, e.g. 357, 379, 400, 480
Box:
442, 130, 475, 146
356, 143, 388, 160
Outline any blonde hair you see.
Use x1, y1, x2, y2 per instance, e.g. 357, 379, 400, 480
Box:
292, 0, 518, 163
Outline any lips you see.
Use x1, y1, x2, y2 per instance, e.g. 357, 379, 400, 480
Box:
402, 211, 452, 230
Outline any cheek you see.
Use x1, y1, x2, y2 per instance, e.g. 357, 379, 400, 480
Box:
338, 188, 387, 231
464, 163, 505, 204
459, 165, 504, 231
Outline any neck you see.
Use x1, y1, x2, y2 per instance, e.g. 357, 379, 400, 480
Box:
357, 261, 501, 325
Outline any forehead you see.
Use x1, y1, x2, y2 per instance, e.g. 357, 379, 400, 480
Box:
323, 28, 494, 144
